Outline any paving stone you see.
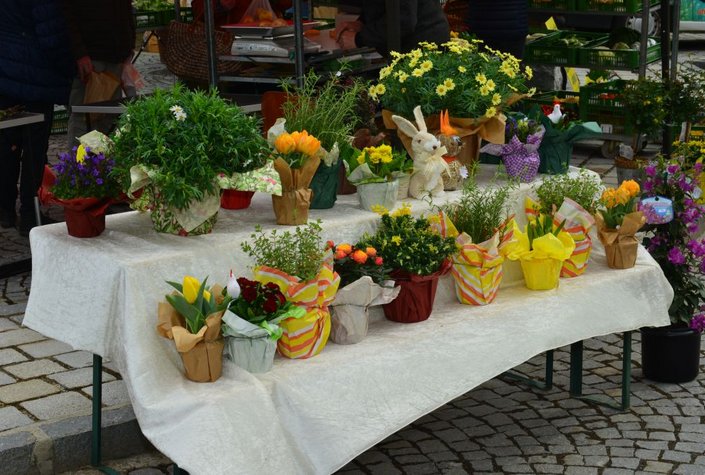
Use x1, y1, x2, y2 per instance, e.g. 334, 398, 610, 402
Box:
0, 406, 33, 431
0, 303, 27, 317
47, 367, 115, 389
0, 348, 27, 366
402, 462, 437, 474
4, 359, 66, 379
642, 461, 674, 473
81, 380, 130, 407
673, 442, 705, 453
0, 379, 59, 403
129, 470, 164, 475
0, 370, 16, 386
0, 328, 45, 348
661, 450, 693, 463
584, 455, 610, 466
674, 465, 705, 475
0, 431, 35, 475
0, 318, 19, 332
18, 339, 74, 358
534, 464, 563, 474
368, 462, 402, 474
610, 457, 640, 469
21, 391, 91, 420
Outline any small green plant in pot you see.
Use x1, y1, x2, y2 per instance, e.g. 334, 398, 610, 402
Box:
440, 179, 514, 305
111, 84, 269, 235
532, 170, 601, 277
281, 72, 368, 209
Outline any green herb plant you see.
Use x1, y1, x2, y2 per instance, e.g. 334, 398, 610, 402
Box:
622, 78, 667, 151
534, 170, 602, 215
241, 221, 327, 281
111, 84, 269, 210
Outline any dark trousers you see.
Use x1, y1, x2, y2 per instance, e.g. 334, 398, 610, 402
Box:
0, 96, 53, 216
466, 0, 529, 59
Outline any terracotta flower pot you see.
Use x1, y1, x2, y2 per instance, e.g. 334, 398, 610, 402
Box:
383, 260, 451, 323
220, 190, 255, 210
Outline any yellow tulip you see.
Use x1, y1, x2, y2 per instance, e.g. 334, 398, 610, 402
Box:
274, 133, 296, 154
620, 179, 640, 198
203, 289, 211, 303
182, 275, 200, 304
296, 132, 321, 157
75, 144, 87, 164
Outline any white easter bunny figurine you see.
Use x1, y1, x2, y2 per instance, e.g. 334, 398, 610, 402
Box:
392, 106, 449, 199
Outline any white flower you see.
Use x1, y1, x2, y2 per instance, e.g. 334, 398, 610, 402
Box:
170, 105, 187, 121
459, 166, 469, 179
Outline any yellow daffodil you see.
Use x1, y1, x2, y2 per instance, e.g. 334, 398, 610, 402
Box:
492, 93, 502, 105
436, 84, 448, 97
182, 276, 201, 304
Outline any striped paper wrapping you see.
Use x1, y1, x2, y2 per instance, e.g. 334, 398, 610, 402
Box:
524, 197, 595, 278
253, 262, 340, 359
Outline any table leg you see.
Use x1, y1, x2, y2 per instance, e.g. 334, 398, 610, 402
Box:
501, 350, 554, 391
569, 332, 632, 411
91, 355, 119, 475
21, 126, 41, 227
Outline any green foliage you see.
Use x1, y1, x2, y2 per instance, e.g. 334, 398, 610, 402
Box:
165, 277, 227, 334
241, 221, 327, 281
442, 180, 514, 244
360, 214, 457, 276
666, 65, 705, 127
281, 72, 368, 151
622, 78, 667, 144
526, 215, 565, 250
111, 84, 269, 210
344, 144, 413, 184
534, 170, 602, 215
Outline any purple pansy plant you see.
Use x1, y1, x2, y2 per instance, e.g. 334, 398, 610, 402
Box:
51, 145, 119, 200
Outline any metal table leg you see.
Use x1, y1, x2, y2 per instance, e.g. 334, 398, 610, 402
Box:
501, 350, 554, 391
91, 355, 119, 474
569, 332, 632, 411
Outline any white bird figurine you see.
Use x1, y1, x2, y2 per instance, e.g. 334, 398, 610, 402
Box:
226, 270, 240, 299
547, 103, 565, 125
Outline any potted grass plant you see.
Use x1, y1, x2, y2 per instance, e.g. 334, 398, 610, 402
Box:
111, 84, 270, 235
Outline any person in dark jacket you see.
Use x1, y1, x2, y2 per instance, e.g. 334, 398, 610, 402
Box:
61, 0, 135, 145
337, 0, 450, 56
0, 0, 74, 234
466, 0, 528, 59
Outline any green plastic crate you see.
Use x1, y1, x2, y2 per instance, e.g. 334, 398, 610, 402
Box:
51, 107, 68, 135
576, 0, 657, 13
524, 31, 606, 66
134, 9, 175, 29
579, 37, 661, 70
519, 90, 581, 115
528, 0, 576, 9
580, 80, 633, 135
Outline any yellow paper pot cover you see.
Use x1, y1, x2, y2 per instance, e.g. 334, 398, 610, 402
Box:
520, 258, 563, 290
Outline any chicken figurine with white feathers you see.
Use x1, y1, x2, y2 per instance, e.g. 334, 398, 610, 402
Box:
547, 103, 565, 125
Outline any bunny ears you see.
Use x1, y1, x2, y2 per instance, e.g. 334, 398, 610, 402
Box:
392, 106, 428, 138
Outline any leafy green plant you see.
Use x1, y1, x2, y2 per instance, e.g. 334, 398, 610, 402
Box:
534, 170, 602, 215
165, 276, 229, 334
526, 214, 565, 250
622, 78, 667, 150
281, 71, 368, 152
111, 84, 269, 210
344, 144, 413, 184
359, 210, 456, 276
442, 180, 514, 244
241, 221, 327, 281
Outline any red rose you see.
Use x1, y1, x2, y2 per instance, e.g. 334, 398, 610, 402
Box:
263, 296, 278, 314
241, 286, 258, 303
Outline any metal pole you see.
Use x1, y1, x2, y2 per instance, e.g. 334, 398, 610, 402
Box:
293, 0, 305, 87
621, 331, 632, 410
671, 0, 681, 82
203, 0, 218, 87
386, 0, 401, 54
569, 341, 583, 396
638, 0, 649, 78
91, 355, 103, 467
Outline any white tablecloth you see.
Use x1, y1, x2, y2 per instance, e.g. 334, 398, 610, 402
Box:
24, 166, 672, 474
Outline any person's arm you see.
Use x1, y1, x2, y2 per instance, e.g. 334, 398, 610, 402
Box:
355, 0, 418, 52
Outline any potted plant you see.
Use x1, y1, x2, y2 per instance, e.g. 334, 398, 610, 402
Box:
281, 72, 368, 209
505, 214, 575, 290
344, 143, 412, 212
480, 113, 545, 182
329, 242, 399, 344
267, 128, 322, 225
595, 180, 645, 269
359, 205, 456, 323
440, 179, 514, 305
111, 84, 270, 235
221, 274, 305, 373
640, 155, 705, 383
373, 38, 534, 164
241, 221, 340, 358
529, 104, 601, 175
531, 170, 602, 277
665, 66, 705, 143
39, 131, 120, 238
156, 275, 230, 382
217, 161, 282, 211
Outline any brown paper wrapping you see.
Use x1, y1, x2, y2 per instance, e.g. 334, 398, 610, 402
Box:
595, 211, 646, 270
382, 109, 506, 165
157, 299, 225, 383
271, 155, 321, 225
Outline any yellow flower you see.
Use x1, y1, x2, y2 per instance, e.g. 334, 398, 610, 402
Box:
356, 151, 366, 165
479, 52, 489, 62
485, 79, 496, 91
293, 131, 321, 157
450, 31, 459, 38
75, 144, 87, 164
368, 84, 378, 100
500, 60, 516, 78
371, 204, 389, 216
391, 235, 402, 245
458, 65, 467, 73
620, 179, 640, 198
525, 65, 533, 80
436, 84, 448, 97
203, 289, 211, 302
392, 202, 412, 217
527, 87, 536, 97
475, 73, 487, 84
412, 68, 424, 78
479, 85, 490, 96
379, 66, 392, 79
182, 276, 200, 304
420, 60, 433, 72
601, 189, 617, 208
492, 93, 502, 105
274, 133, 296, 154
397, 71, 409, 83
485, 106, 497, 118
615, 188, 630, 206
444, 78, 455, 90
375, 84, 386, 96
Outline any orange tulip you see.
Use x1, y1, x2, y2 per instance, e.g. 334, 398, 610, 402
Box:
620, 179, 640, 198
274, 133, 296, 154
336, 243, 352, 255
351, 249, 368, 264
296, 132, 321, 157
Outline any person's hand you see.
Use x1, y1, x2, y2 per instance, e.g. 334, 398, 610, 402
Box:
76, 56, 94, 84
337, 20, 362, 39
338, 30, 358, 50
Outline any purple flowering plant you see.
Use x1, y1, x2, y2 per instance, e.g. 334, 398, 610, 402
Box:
641, 155, 705, 326
51, 145, 120, 200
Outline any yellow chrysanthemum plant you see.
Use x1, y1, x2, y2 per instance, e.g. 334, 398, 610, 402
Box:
374, 38, 534, 164
504, 215, 576, 290
595, 180, 646, 270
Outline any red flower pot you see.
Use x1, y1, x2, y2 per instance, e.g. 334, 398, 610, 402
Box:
383, 260, 451, 323
64, 207, 106, 238
221, 190, 255, 210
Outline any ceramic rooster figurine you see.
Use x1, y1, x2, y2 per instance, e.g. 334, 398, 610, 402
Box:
547, 103, 565, 125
